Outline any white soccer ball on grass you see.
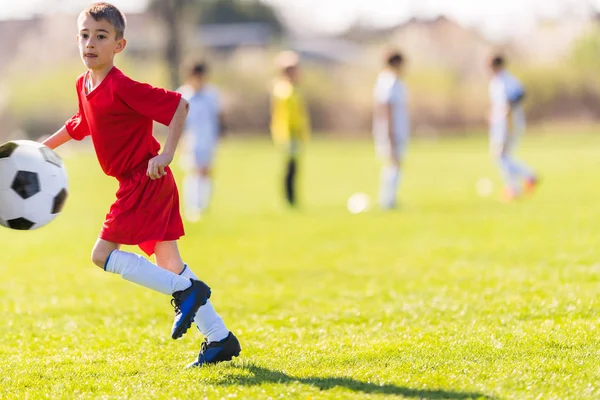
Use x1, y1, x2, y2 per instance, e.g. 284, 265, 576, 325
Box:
347, 192, 371, 214
475, 177, 494, 198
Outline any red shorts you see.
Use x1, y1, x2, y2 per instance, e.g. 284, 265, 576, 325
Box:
99, 164, 185, 256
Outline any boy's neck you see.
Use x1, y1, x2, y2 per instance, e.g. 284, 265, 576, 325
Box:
88, 64, 115, 86
385, 67, 399, 76
281, 76, 296, 86
190, 81, 206, 92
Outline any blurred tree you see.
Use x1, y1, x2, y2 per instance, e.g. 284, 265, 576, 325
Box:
569, 25, 600, 71
199, 0, 283, 33
148, 0, 191, 89
148, 0, 284, 89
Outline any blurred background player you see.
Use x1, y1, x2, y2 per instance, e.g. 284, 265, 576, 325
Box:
373, 50, 409, 209
178, 61, 225, 221
270, 51, 311, 207
488, 54, 538, 201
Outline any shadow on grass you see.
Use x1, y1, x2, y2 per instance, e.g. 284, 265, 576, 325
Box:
213, 364, 497, 399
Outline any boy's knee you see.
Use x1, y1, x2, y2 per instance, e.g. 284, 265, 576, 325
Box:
495, 152, 508, 164
91, 247, 114, 269
198, 166, 211, 177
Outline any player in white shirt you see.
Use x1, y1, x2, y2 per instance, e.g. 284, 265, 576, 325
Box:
373, 50, 409, 209
178, 62, 225, 221
488, 55, 538, 201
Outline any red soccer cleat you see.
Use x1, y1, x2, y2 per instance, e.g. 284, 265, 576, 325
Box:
524, 176, 539, 195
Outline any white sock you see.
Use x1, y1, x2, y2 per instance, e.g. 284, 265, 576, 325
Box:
198, 177, 212, 212
498, 156, 519, 193
508, 157, 534, 180
105, 250, 192, 295
379, 165, 401, 208
183, 173, 201, 213
180, 264, 229, 343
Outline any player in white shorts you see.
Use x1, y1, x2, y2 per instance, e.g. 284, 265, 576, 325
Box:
178, 62, 225, 221
373, 50, 409, 209
488, 55, 538, 201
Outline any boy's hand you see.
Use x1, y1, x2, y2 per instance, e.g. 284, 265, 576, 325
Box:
147, 152, 173, 180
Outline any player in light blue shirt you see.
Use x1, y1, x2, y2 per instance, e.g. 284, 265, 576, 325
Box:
178, 62, 225, 221
373, 50, 409, 209
488, 55, 538, 201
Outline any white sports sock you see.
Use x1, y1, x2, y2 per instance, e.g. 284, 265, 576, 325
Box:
508, 157, 534, 180
498, 156, 519, 193
183, 173, 201, 213
105, 250, 192, 295
180, 265, 229, 343
198, 177, 212, 212
379, 165, 401, 209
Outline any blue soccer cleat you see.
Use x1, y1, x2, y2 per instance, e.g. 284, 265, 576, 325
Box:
186, 332, 241, 368
171, 279, 211, 340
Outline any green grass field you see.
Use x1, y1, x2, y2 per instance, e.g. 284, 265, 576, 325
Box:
1, 131, 599, 399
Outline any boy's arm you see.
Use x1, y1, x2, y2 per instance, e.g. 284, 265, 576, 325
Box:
375, 80, 398, 166
504, 96, 514, 137
383, 103, 398, 166
147, 98, 189, 180
42, 126, 72, 150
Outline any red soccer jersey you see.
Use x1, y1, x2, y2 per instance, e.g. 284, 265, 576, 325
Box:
64, 67, 185, 255
65, 67, 182, 177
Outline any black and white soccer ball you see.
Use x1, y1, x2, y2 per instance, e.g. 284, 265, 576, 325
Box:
0, 140, 68, 230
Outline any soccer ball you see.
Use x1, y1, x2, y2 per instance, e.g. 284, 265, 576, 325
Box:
0, 140, 68, 230
475, 177, 494, 197
347, 192, 371, 214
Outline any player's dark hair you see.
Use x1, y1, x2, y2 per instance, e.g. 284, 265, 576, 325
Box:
491, 55, 505, 68
386, 51, 404, 67
190, 62, 209, 77
80, 2, 126, 40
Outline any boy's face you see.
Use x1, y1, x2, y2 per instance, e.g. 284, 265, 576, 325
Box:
190, 73, 207, 87
285, 66, 300, 83
390, 62, 404, 75
489, 61, 503, 75
77, 14, 126, 71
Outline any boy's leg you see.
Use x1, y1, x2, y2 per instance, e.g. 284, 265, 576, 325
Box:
198, 166, 213, 212
507, 156, 535, 181
183, 171, 201, 221
194, 149, 214, 213
509, 109, 538, 184
183, 165, 213, 221
379, 163, 400, 209
94, 239, 210, 339
496, 133, 536, 198
284, 156, 297, 206
154, 241, 240, 367
491, 130, 520, 199
180, 266, 229, 343
496, 153, 519, 196
154, 241, 229, 343
94, 239, 191, 294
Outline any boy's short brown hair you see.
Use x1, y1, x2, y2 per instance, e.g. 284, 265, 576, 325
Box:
385, 50, 404, 67
79, 2, 127, 39
490, 55, 505, 68
190, 61, 209, 77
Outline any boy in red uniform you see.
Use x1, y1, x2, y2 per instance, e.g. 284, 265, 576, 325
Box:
42, 2, 240, 368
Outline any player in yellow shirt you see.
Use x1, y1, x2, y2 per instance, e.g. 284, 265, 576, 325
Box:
270, 51, 311, 206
